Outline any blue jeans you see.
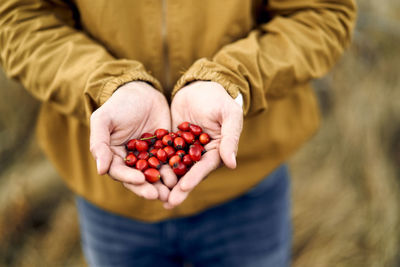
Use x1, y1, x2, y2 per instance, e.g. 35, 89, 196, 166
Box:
76, 165, 291, 267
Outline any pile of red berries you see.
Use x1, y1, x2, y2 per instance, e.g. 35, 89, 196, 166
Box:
124, 122, 210, 183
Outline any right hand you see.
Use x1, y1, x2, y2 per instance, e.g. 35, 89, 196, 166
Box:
89, 81, 178, 201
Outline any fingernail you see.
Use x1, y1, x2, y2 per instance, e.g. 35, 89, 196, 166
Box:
163, 203, 173, 209
231, 153, 236, 163
96, 159, 101, 174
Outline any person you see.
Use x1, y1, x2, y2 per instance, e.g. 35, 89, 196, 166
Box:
0, 0, 356, 266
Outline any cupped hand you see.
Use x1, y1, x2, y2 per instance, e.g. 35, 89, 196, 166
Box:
165, 81, 243, 209
89, 81, 178, 201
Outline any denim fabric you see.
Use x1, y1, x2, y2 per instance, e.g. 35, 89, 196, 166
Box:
76, 165, 291, 267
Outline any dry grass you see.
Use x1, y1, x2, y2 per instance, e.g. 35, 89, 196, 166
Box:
0, 0, 399, 266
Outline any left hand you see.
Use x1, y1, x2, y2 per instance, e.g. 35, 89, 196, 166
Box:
165, 81, 243, 209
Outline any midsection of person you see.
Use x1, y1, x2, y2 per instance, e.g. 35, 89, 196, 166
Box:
33, 0, 323, 221
74, 0, 257, 92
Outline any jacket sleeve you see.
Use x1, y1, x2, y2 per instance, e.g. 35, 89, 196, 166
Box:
0, 0, 162, 123
172, 0, 357, 116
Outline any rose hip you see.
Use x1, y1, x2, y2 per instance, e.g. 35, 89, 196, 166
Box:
178, 122, 190, 131
144, 168, 161, 183
135, 140, 149, 152
126, 139, 137, 151
154, 129, 169, 140
149, 148, 159, 157
173, 137, 186, 150
189, 124, 202, 136
188, 145, 202, 162
141, 133, 156, 145
175, 150, 185, 158
199, 133, 210, 145
162, 135, 173, 146
163, 146, 175, 158
137, 151, 150, 160
135, 159, 148, 171
181, 131, 195, 144
124, 152, 137, 167
169, 155, 181, 168
148, 157, 161, 169
173, 162, 187, 176
124, 124, 213, 181
169, 132, 177, 139
182, 154, 193, 166
154, 140, 164, 149
193, 143, 206, 155
156, 149, 168, 163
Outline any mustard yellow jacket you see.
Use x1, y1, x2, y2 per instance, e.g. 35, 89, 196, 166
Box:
0, 0, 356, 221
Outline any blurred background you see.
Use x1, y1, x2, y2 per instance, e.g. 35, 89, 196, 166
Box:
1, 0, 399, 266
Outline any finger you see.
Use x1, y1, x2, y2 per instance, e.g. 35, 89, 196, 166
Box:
153, 181, 170, 202
163, 202, 174, 210
219, 104, 243, 169
167, 150, 220, 207
110, 146, 127, 159
108, 154, 145, 184
159, 164, 178, 189
167, 188, 190, 208
90, 111, 113, 174
179, 149, 220, 191
123, 182, 158, 200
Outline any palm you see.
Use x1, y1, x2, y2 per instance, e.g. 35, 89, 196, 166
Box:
166, 81, 243, 208
107, 90, 170, 146
90, 82, 176, 201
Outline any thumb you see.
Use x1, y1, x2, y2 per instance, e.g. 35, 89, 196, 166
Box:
219, 103, 243, 169
90, 112, 113, 175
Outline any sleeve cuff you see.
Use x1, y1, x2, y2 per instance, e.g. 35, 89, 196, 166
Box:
84, 60, 162, 122
99, 69, 162, 106
172, 58, 250, 114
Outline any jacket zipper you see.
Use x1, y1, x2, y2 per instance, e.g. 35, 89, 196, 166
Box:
162, 0, 171, 92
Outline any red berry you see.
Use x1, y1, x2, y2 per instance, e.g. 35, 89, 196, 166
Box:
135, 140, 149, 152
137, 151, 150, 160
140, 132, 156, 145
169, 155, 181, 168
193, 140, 201, 145
126, 139, 137, 151
162, 135, 173, 146
181, 131, 195, 144
176, 130, 183, 137
182, 154, 193, 166
148, 157, 161, 169
124, 152, 137, 167
173, 137, 186, 150
188, 145, 202, 162
178, 122, 191, 131
144, 168, 161, 183
156, 149, 168, 163
175, 150, 185, 158
169, 132, 177, 139
154, 129, 169, 140
199, 133, 210, 145
193, 143, 205, 153
163, 146, 175, 159
149, 148, 159, 157
173, 162, 187, 176
189, 124, 202, 136
154, 140, 164, 149
135, 159, 148, 171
